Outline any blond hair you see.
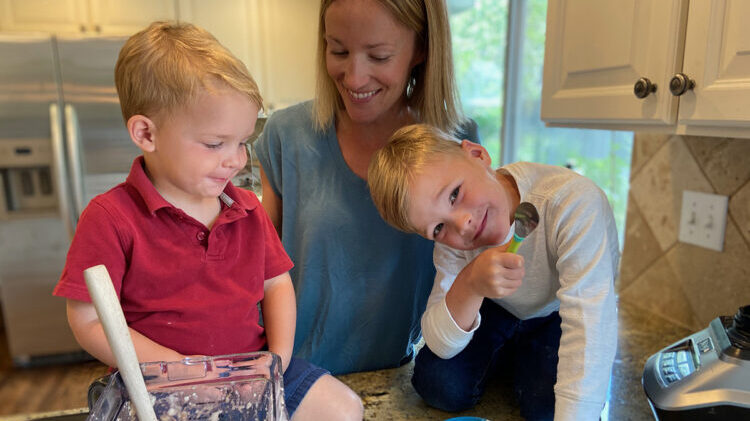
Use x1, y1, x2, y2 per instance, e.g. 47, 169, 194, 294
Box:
312, 0, 465, 134
115, 21, 262, 123
368, 124, 464, 233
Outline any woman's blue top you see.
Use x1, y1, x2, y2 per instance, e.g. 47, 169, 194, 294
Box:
254, 101, 478, 374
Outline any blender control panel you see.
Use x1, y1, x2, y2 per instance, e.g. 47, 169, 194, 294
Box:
657, 339, 700, 385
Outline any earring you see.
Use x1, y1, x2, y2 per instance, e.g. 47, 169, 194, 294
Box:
406, 73, 417, 99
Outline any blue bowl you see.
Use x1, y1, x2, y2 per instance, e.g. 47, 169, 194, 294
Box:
444, 417, 489, 421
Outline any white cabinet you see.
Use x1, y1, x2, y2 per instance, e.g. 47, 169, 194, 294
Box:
0, 0, 178, 35
0, 0, 318, 113
177, 0, 257, 88
247, 0, 319, 111
177, 0, 317, 112
541, 0, 750, 138
678, 0, 750, 136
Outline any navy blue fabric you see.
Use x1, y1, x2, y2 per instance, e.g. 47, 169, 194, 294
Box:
282, 357, 328, 416
412, 299, 561, 421
254, 101, 480, 374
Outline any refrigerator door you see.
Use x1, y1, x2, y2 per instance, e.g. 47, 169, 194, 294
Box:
56, 36, 139, 217
0, 34, 84, 365
0, 34, 58, 140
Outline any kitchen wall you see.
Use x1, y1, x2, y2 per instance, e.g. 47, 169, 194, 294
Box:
617, 134, 750, 331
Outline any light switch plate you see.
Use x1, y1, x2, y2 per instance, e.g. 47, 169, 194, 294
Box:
678, 190, 728, 251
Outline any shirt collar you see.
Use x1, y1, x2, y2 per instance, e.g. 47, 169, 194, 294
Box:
125, 156, 259, 215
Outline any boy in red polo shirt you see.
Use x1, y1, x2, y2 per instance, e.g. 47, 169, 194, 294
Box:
53, 21, 363, 420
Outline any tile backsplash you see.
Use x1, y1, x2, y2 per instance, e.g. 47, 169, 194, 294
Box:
618, 134, 750, 331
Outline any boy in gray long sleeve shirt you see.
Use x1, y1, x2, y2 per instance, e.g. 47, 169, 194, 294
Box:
368, 124, 619, 421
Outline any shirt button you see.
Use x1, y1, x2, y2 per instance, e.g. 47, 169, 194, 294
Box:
196, 231, 207, 241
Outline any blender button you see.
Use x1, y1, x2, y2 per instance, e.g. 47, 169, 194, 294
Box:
697, 337, 713, 353
665, 374, 679, 383
678, 363, 691, 377
676, 351, 687, 363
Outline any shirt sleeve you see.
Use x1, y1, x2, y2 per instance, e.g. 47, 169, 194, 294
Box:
258, 206, 293, 281
421, 243, 481, 359
550, 181, 619, 421
53, 199, 130, 302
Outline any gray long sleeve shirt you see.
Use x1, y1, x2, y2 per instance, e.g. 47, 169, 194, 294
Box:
422, 161, 620, 421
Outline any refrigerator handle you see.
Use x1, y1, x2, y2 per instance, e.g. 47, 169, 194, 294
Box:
64, 104, 85, 216
49, 103, 76, 239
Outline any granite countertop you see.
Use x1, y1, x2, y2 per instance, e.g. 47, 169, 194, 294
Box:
3, 300, 694, 420
336, 299, 693, 420
2, 408, 88, 421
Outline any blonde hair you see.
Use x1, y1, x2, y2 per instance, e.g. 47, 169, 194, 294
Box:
115, 21, 262, 123
312, 0, 465, 134
368, 123, 464, 233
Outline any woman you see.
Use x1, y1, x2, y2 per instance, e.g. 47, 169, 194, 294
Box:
255, 0, 479, 375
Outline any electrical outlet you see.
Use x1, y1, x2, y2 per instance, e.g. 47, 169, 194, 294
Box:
678, 190, 728, 251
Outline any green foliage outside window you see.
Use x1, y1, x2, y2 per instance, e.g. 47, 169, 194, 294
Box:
449, 0, 633, 245
450, 0, 508, 163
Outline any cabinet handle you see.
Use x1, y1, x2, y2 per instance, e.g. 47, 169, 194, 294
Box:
633, 77, 657, 99
669, 73, 695, 96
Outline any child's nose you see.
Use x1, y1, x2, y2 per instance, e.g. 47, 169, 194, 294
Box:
453, 212, 472, 236
224, 147, 246, 169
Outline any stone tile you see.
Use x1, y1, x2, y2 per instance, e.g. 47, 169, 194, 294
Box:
683, 136, 750, 196
665, 218, 750, 327
630, 133, 670, 179
729, 180, 750, 245
629, 135, 714, 251
618, 255, 699, 330
618, 194, 661, 291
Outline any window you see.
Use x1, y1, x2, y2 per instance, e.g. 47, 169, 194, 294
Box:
449, 0, 633, 246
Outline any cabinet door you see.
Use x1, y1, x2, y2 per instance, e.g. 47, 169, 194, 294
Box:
678, 0, 750, 130
542, 0, 688, 128
177, 0, 318, 112
89, 0, 178, 35
0, 0, 88, 33
177, 0, 255, 82
251, 0, 318, 111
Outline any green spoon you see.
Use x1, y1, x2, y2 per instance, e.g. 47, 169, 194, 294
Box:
506, 202, 539, 253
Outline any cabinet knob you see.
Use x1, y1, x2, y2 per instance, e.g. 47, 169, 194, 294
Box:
669, 73, 695, 96
633, 77, 657, 99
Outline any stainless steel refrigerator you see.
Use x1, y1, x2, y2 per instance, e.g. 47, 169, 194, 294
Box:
0, 33, 139, 366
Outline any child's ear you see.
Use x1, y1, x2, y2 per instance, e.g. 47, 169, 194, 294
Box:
127, 115, 156, 153
460, 139, 492, 167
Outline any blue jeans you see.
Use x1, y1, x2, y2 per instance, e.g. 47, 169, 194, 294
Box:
412, 299, 561, 421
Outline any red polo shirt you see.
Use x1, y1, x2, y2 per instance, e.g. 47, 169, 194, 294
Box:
54, 156, 293, 356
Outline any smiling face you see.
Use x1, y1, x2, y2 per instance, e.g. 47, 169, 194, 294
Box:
144, 83, 258, 208
406, 141, 518, 250
324, 0, 422, 126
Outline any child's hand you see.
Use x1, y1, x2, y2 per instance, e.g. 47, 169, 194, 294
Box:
463, 246, 524, 299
